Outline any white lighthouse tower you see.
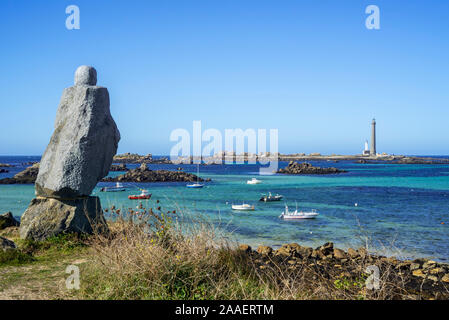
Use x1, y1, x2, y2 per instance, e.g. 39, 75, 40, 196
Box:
363, 140, 370, 155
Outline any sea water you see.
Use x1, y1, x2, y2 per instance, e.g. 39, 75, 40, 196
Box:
1, 155, 449, 261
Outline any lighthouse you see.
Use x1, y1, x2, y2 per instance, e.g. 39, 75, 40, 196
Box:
370, 118, 376, 156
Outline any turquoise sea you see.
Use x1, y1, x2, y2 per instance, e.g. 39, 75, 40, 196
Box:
1, 156, 449, 262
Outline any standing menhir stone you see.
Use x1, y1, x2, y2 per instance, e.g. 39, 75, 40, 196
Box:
19, 66, 120, 240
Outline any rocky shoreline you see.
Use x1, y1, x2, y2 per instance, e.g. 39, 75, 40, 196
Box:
238, 242, 449, 299
113, 153, 172, 164
102, 163, 208, 183
0, 163, 39, 184
277, 161, 346, 174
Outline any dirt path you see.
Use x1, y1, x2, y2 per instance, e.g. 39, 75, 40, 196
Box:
0, 254, 88, 300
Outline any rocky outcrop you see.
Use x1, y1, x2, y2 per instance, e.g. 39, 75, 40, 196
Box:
20, 197, 107, 241
0, 169, 8, 173
0, 163, 39, 184
103, 163, 208, 183
0, 236, 16, 251
110, 163, 129, 171
0, 212, 20, 230
277, 161, 346, 174
0, 163, 14, 168
20, 66, 115, 241
35, 66, 120, 199
113, 153, 172, 164
238, 242, 449, 299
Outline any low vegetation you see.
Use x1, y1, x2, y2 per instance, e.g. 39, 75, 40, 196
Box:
1, 202, 448, 300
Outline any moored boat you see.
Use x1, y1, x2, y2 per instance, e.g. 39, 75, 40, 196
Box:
187, 164, 204, 188
232, 203, 255, 211
247, 178, 262, 184
128, 189, 152, 200
259, 192, 283, 202
100, 182, 126, 192
279, 205, 319, 219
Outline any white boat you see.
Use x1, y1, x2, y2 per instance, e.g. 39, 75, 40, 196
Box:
232, 203, 255, 211
259, 192, 283, 202
100, 182, 126, 192
187, 164, 204, 188
247, 178, 262, 185
279, 205, 319, 220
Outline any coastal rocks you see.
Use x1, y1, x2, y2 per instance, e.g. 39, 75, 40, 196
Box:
276, 161, 346, 175
103, 164, 208, 183
20, 66, 115, 241
0, 212, 20, 230
113, 153, 172, 164
0, 163, 14, 167
0, 169, 8, 173
19, 197, 108, 241
238, 242, 449, 299
109, 163, 129, 171
0, 236, 16, 251
238, 244, 252, 253
256, 245, 273, 255
35, 65, 120, 199
0, 163, 39, 184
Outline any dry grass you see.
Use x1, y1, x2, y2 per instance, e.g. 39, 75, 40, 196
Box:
75, 204, 430, 300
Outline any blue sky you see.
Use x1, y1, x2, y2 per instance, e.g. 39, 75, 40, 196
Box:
0, 0, 448, 155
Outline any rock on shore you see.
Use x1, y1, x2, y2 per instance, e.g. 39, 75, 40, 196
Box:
239, 242, 449, 299
109, 163, 129, 171
0, 212, 20, 230
0, 236, 16, 251
0, 163, 39, 184
277, 161, 346, 174
103, 163, 207, 183
20, 197, 107, 241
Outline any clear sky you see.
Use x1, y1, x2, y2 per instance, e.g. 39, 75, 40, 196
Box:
0, 0, 448, 156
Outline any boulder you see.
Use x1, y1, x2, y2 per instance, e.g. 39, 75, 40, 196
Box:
238, 244, 252, 253
35, 66, 120, 199
333, 248, 347, 259
19, 196, 108, 241
257, 245, 273, 255
0, 236, 16, 251
0, 212, 20, 230
347, 247, 359, 258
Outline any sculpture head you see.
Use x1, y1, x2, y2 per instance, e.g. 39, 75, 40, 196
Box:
74, 65, 97, 86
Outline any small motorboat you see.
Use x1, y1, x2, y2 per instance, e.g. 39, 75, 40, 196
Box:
259, 192, 283, 202
232, 203, 255, 211
279, 205, 319, 220
187, 164, 204, 188
100, 182, 126, 192
247, 178, 262, 185
186, 183, 204, 188
128, 189, 152, 200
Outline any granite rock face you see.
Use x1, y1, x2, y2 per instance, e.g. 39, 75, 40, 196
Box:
19, 196, 108, 241
35, 66, 120, 199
